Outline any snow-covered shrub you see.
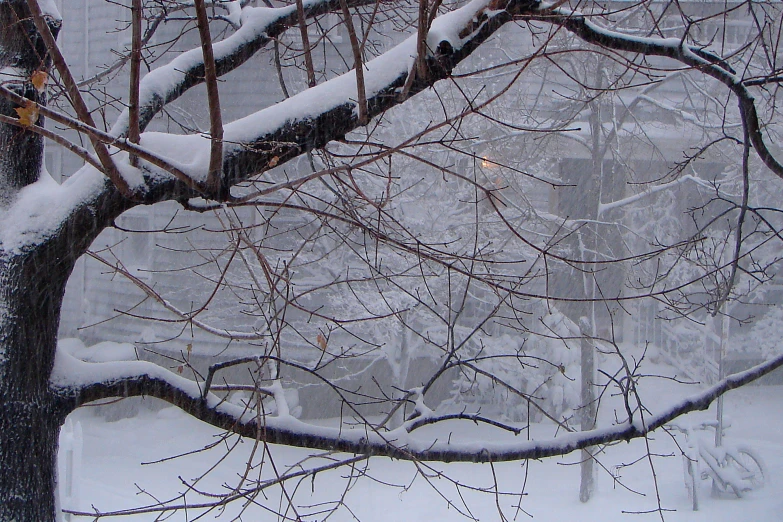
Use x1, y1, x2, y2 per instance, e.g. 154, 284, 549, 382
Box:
522, 309, 581, 422
446, 308, 581, 423
735, 305, 783, 360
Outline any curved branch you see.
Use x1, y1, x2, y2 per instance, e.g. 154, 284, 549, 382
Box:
534, 4, 783, 179
51, 345, 783, 464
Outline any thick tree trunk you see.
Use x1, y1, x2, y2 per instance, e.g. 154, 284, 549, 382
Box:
0, 1, 57, 203
0, 5, 77, 519
0, 173, 124, 522
0, 390, 67, 521
0, 252, 73, 521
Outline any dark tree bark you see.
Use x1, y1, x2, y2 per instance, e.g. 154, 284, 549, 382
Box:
0, 254, 71, 521
0, 187, 128, 520
0, 3, 120, 519
0, 1, 56, 200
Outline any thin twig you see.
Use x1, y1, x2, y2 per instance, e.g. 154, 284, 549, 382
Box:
194, 0, 225, 199
0, 114, 102, 171
128, 0, 142, 167
339, 0, 367, 124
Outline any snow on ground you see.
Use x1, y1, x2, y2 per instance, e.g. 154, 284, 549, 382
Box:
60, 355, 783, 521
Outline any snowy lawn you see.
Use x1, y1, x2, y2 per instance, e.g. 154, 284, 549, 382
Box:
61, 379, 782, 521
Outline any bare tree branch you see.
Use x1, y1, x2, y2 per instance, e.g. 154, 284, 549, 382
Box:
51, 348, 783, 463
339, 0, 368, 124
296, 0, 318, 88
193, 0, 226, 199
128, 0, 142, 167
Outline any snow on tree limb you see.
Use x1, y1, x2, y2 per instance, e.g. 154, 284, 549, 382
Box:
109, 0, 393, 138
112, 0, 544, 197
535, 3, 783, 180
3, 0, 779, 286
7, 0, 778, 227
112, 0, 783, 201
50, 342, 783, 464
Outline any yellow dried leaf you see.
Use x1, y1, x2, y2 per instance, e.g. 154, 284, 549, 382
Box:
31, 70, 48, 93
316, 333, 327, 351
268, 156, 279, 168
14, 102, 39, 127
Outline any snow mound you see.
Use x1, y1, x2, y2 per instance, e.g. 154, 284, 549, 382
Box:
58, 338, 137, 363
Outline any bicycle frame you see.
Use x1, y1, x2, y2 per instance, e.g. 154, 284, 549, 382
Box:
667, 420, 765, 511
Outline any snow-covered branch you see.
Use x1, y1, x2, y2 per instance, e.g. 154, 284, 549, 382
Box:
50, 343, 783, 464
597, 175, 715, 216
15, 0, 777, 236
109, 0, 392, 138
533, 3, 783, 180
124, 0, 543, 198
121, 0, 783, 202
